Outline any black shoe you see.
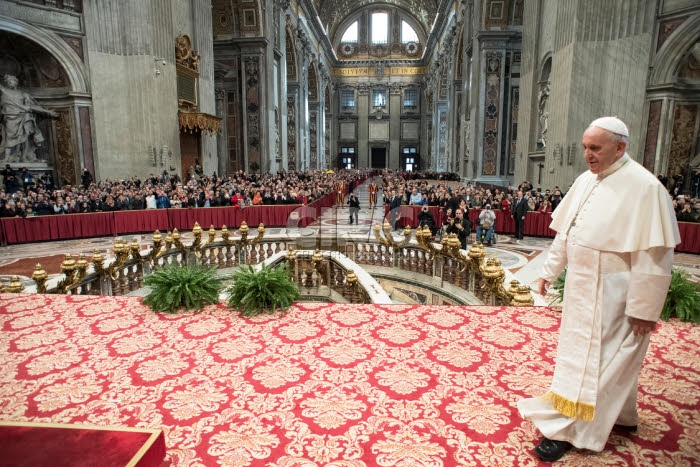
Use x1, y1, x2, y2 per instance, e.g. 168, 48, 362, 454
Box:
613, 424, 638, 432
535, 438, 573, 462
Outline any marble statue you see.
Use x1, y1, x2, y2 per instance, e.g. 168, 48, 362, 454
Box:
0, 74, 57, 163
537, 83, 550, 149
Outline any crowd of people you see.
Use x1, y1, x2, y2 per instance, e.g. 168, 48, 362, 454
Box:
381, 168, 700, 239
0, 165, 366, 218
1, 163, 698, 225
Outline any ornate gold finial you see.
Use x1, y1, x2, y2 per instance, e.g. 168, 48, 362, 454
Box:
512, 285, 535, 306
508, 280, 521, 297
92, 250, 106, 275
172, 229, 181, 241
76, 253, 89, 271
346, 269, 358, 285
257, 223, 265, 235
286, 248, 296, 262
482, 257, 504, 280
205, 225, 216, 246
152, 230, 163, 243
6, 276, 24, 293
32, 264, 48, 294
312, 249, 323, 264
239, 222, 249, 237
192, 222, 203, 236
61, 254, 77, 274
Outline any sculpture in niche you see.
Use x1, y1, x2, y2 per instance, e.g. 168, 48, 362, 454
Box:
537, 82, 550, 149
0, 74, 57, 163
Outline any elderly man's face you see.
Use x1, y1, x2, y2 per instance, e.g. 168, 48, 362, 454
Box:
582, 126, 626, 175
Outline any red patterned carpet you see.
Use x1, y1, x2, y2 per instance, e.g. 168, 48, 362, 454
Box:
0, 294, 698, 466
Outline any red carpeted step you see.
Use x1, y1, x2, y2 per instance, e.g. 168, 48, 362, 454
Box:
0, 422, 166, 467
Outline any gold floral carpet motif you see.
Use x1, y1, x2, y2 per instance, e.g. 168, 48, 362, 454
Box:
0, 294, 698, 466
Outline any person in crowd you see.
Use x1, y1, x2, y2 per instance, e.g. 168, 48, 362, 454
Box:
347, 192, 360, 224
145, 190, 157, 209
408, 187, 422, 205
32, 193, 51, 215
676, 200, 697, 222
81, 168, 93, 189
418, 205, 437, 236
389, 189, 402, 230
512, 189, 528, 244
476, 204, 496, 245
538, 198, 553, 213
368, 179, 379, 209
445, 207, 471, 249
519, 117, 680, 463
155, 190, 170, 209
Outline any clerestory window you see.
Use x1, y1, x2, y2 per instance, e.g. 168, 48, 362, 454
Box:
341, 21, 358, 43
371, 12, 388, 44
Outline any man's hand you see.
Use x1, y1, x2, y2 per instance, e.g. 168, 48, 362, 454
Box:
631, 318, 657, 336
534, 277, 550, 295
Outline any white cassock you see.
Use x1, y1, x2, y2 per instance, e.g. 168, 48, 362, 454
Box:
518, 153, 681, 452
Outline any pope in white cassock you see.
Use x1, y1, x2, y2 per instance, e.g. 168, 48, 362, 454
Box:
518, 117, 681, 462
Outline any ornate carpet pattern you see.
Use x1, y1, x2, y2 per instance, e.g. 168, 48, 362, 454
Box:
0, 294, 698, 466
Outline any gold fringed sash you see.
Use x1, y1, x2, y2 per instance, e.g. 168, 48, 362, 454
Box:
542, 391, 595, 422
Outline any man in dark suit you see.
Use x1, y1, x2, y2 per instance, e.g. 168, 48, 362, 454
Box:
389, 189, 402, 230
512, 190, 528, 243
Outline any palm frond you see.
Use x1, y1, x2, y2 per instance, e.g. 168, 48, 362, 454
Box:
143, 264, 223, 313
661, 268, 700, 323
225, 263, 299, 317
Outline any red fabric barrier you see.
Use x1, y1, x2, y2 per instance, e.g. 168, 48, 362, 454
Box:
676, 222, 700, 253
78, 212, 115, 238
0, 197, 698, 253
1, 216, 50, 243
114, 210, 169, 235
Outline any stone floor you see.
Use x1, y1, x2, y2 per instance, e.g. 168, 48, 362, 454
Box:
0, 178, 697, 289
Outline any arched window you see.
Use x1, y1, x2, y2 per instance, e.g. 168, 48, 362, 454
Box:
341, 21, 358, 43
401, 21, 418, 43
371, 12, 388, 44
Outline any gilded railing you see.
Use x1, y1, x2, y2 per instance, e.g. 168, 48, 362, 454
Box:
26, 222, 533, 306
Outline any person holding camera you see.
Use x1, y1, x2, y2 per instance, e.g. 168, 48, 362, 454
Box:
476, 204, 496, 245
445, 208, 472, 249
347, 192, 360, 224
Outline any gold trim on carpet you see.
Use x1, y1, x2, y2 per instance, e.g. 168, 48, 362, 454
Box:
541, 392, 595, 422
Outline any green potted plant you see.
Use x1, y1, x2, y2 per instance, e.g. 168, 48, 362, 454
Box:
142, 263, 224, 313
548, 268, 567, 305
225, 263, 299, 317
661, 268, 700, 323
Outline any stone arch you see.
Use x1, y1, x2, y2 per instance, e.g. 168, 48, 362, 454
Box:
649, 14, 700, 86
0, 14, 89, 94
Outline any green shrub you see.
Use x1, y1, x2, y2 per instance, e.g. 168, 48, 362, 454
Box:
661, 268, 700, 323
143, 264, 223, 313
225, 263, 299, 317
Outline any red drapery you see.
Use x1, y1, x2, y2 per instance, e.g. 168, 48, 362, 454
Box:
0, 190, 344, 245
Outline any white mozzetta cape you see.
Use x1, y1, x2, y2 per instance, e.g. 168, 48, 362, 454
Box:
550, 154, 680, 251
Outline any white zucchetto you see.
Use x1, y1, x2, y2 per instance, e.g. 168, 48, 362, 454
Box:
588, 117, 629, 137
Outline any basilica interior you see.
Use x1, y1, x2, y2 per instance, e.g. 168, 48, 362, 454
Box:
0, 2, 699, 465
0, 0, 698, 192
